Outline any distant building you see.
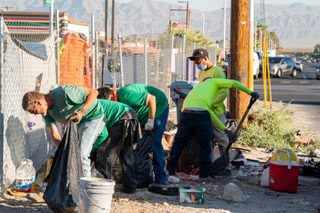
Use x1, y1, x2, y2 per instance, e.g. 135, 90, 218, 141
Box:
2, 11, 89, 41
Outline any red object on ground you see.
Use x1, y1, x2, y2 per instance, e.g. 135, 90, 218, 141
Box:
269, 162, 299, 193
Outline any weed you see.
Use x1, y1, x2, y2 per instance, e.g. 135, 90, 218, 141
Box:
240, 104, 297, 151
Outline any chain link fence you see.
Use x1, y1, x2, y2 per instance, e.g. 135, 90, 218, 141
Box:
0, 18, 57, 192
99, 33, 218, 102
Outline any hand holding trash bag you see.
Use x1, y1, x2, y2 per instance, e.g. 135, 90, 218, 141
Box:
145, 119, 154, 130
70, 108, 86, 122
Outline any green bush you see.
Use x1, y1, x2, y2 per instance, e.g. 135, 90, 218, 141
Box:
240, 105, 296, 150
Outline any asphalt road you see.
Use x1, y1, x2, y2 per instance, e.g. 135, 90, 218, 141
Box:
254, 61, 320, 105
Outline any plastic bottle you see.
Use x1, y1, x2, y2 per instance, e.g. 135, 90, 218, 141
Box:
15, 159, 36, 193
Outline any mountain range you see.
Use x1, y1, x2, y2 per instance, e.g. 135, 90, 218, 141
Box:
1, 0, 319, 48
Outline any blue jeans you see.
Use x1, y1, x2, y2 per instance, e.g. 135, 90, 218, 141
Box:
77, 116, 105, 177
166, 110, 213, 178
142, 106, 169, 184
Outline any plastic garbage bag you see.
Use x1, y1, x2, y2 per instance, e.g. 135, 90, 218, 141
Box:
43, 120, 84, 213
133, 130, 154, 188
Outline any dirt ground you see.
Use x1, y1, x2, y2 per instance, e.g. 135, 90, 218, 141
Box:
1, 101, 320, 213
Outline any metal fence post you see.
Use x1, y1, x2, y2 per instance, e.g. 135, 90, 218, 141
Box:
95, 31, 99, 86
91, 14, 95, 88
118, 34, 124, 87
55, 9, 60, 85
182, 34, 186, 80
144, 37, 148, 84
0, 17, 4, 193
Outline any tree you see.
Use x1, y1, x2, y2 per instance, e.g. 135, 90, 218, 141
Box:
314, 44, 320, 54
170, 28, 213, 46
256, 23, 268, 50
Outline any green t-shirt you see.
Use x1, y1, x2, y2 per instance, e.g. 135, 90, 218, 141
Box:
94, 99, 132, 149
117, 84, 168, 123
199, 65, 228, 116
182, 78, 252, 130
43, 85, 104, 126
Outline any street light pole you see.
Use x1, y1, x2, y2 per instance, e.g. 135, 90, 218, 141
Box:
178, 1, 189, 29
202, 13, 205, 36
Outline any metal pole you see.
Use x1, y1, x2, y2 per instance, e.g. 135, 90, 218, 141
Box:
95, 31, 100, 87
0, 17, 3, 152
55, 9, 60, 85
91, 14, 96, 88
202, 13, 205, 36
223, 0, 227, 60
0, 17, 4, 80
105, 0, 108, 51
182, 34, 186, 80
248, 0, 254, 90
186, 2, 189, 29
118, 34, 124, 87
122, 12, 124, 37
144, 37, 148, 84
49, 0, 54, 34
111, 0, 115, 50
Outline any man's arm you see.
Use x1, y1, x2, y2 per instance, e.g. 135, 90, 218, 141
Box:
70, 88, 99, 122
49, 124, 62, 147
146, 93, 156, 119
209, 109, 226, 130
145, 93, 156, 130
211, 88, 228, 105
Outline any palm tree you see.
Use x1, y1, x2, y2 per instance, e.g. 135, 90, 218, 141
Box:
256, 23, 268, 50
170, 28, 213, 46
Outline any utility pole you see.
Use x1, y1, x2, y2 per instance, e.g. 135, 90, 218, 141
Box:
229, 0, 249, 123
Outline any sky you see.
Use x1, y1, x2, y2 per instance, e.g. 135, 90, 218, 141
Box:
118, 0, 320, 11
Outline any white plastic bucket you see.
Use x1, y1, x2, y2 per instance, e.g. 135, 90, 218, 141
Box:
79, 178, 115, 213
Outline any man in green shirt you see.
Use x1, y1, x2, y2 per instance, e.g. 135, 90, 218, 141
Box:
98, 84, 169, 185
22, 85, 105, 177
92, 99, 141, 194
189, 48, 229, 155
166, 78, 259, 179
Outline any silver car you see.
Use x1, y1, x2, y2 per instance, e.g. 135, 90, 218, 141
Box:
268, 57, 297, 78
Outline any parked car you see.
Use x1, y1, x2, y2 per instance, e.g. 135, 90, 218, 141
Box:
253, 51, 260, 79
268, 56, 297, 77
295, 62, 303, 72
316, 66, 320, 80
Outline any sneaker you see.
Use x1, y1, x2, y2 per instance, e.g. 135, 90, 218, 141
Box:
121, 187, 137, 194
167, 175, 180, 183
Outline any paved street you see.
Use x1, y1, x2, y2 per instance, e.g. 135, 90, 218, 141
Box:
254, 62, 320, 105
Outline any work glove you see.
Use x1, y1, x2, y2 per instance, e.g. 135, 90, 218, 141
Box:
250, 91, 260, 99
145, 119, 154, 131
70, 108, 86, 122
224, 129, 238, 144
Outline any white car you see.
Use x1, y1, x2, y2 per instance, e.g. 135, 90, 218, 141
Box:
253, 52, 260, 79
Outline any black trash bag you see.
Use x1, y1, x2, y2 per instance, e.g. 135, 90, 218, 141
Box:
133, 130, 154, 188
91, 118, 139, 192
43, 120, 84, 213
178, 138, 200, 174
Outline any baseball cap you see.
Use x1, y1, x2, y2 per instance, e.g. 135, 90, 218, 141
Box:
189, 48, 209, 60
